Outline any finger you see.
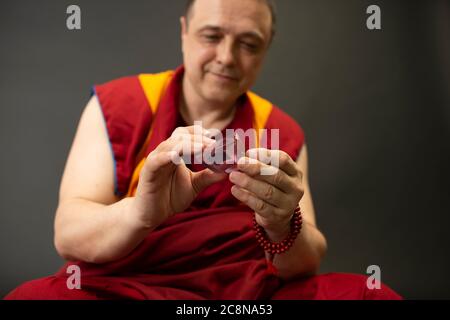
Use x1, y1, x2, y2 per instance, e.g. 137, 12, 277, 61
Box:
158, 134, 216, 153
170, 128, 216, 152
230, 185, 284, 220
229, 171, 294, 209
171, 125, 211, 138
173, 133, 216, 147
236, 157, 298, 194
141, 151, 177, 182
172, 141, 205, 156
191, 169, 227, 195
246, 148, 298, 177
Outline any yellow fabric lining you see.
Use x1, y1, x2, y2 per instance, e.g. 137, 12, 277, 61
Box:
126, 84, 273, 197
247, 91, 273, 148
126, 71, 174, 197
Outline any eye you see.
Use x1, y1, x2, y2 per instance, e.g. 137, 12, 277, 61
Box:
240, 41, 258, 51
202, 34, 221, 42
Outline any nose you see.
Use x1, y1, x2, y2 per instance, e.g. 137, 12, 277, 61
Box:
216, 38, 236, 67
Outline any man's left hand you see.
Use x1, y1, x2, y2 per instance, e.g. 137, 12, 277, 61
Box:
229, 148, 304, 241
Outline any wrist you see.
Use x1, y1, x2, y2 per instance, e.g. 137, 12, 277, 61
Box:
124, 197, 156, 232
254, 206, 303, 255
263, 219, 291, 242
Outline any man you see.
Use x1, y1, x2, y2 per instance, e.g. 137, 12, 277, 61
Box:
5, 0, 401, 299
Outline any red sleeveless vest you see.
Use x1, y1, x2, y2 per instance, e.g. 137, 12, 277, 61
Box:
93, 66, 306, 201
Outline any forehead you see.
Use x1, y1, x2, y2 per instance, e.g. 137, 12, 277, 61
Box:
189, 0, 272, 40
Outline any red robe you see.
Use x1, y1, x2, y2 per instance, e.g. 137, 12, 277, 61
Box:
4, 67, 401, 300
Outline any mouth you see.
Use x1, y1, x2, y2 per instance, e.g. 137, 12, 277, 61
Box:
209, 71, 238, 82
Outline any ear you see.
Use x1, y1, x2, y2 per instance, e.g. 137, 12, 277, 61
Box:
180, 16, 188, 34
180, 16, 188, 53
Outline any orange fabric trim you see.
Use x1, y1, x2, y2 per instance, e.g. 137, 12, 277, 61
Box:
126, 89, 274, 197
138, 71, 174, 114
247, 91, 273, 148
126, 158, 145, 197
125, 71, 174, 197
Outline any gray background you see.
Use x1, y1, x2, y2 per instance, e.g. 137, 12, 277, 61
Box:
1, 0, 449, 299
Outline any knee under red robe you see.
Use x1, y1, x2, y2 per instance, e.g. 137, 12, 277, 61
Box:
4, 66, 402, 300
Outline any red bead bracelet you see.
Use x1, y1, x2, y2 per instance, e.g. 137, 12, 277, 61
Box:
253, 206, 303, 255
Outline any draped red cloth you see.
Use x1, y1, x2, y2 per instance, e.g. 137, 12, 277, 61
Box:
4, 204, 401, 300
4, 67, 402, 300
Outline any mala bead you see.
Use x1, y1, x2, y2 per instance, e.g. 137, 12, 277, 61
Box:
253, 206, 303, 255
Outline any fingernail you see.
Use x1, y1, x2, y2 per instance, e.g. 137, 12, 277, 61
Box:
193, 142, 204, 151
237, 157, 247, 165
248, 149, 258, 159
204, 137, 216, 146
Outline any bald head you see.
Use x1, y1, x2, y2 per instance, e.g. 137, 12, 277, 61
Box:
180, 0, 274, 105
184, 0, 277, 41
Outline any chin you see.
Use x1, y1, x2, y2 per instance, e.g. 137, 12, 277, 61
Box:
202, 87, 240, 104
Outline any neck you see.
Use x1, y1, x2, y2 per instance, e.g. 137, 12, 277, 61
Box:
180, 76, 237, 131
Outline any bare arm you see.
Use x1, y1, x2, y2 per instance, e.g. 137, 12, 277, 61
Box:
267, 145, 328, 280
229, 144, 328, 281
54, 97, 223, 264
54, 96, 152, 264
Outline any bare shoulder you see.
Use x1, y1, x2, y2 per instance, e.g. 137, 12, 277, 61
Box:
295, 144, 317, 226
58, 96, 119, 206
296, 144, 309, 177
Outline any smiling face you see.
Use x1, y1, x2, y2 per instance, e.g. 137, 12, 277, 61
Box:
181, 0, 273, 105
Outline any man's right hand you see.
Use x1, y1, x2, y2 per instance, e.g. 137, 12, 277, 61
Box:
55, 97, 227, 263
131, 125, 227, 230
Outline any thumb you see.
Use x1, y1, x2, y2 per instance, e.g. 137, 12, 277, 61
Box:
191, 169, 228, 195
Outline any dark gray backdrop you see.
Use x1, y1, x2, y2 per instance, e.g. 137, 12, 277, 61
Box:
1, 0, 449, 299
